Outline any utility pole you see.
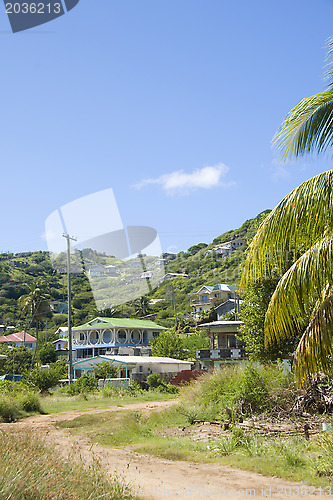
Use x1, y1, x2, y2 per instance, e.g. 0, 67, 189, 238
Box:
62, 233, 77, 384
171, 285, 178, 329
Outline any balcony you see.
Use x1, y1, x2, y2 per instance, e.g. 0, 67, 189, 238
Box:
196, 348, 247, 361
190, 298, 212, 306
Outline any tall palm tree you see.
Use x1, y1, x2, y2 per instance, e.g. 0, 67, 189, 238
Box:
19, 279, 52, 366
242, 39, 333, 386
241, 170, 333, 386
273, 38, 333, 159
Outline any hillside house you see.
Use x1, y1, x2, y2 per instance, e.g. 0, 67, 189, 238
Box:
196, 320, 247, 369
71, 317, 165, 360
205, 238, 246, 258
190, 283, 237, 318
0, 331, 36, 350
215, 298, 243, 320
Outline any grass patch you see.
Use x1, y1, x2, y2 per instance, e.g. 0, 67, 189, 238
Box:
59, 399, 333, 487
41, 388, 177, 414
0, 428, 135, 499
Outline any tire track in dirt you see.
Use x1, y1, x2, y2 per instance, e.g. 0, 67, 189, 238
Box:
0, 400, 319, 499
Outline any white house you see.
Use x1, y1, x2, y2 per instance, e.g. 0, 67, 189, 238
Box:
72, 354, 193, 382
71, 317, 165, 360
0, 331, 36, 350
205, 238, 246, 258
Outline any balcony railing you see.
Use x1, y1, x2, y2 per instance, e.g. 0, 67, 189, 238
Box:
190, 298, 212, 305
196, 348, 247, 360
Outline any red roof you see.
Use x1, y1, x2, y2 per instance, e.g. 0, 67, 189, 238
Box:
0, 331, 36, 342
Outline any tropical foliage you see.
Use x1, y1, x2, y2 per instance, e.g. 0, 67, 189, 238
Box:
241, 170, 333, 385
241, 39, 333, 386
273, 38, 333, 160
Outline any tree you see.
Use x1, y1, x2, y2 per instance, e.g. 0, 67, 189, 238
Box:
39, 342, 56, 364
2, 347, 32, 375
92, 361, 119, 380
241, 39, 333, 386
150, 328, 184, 359
240, 278, 300, 362
19, 279, 52, 367
273, 38, 333, 160
133, 296, 151, 317
241, 170, 333, 386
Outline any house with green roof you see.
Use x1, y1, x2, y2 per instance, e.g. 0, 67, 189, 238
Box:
72, 317, 165, 359
190, 283, 238, 319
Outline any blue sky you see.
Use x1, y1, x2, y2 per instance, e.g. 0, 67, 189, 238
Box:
1, 0, 333, 254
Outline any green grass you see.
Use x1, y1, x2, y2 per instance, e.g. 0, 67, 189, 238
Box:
59, 404, 333, 488
0, 428, 135, 500
41, 389, 177, 414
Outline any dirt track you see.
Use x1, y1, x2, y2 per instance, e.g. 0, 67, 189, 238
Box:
0, 400, 320, 499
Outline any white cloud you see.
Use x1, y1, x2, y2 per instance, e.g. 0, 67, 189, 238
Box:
134, 163, 234, 195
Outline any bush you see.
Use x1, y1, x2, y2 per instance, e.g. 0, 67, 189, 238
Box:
147, 373, 179, 394
0, 381, 42, 421
66, 374, 98, 395
28, 366, 62, 393
179, 363, 295, 421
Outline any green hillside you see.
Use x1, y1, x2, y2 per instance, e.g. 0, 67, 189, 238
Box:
0, 210, 269, 336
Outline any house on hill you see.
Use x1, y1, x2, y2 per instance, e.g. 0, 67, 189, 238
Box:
190, 283, 238, 319
71, 317, 166, 360
196, 320, 247, 369
205, 238, 246, 258
0, 331, 36, 350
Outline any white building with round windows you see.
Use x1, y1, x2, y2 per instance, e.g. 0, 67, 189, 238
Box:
72, 317, 165, 359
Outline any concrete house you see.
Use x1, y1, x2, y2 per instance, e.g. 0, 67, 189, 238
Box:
0, 331, 36, 350
72, 354, 193, 383
72, 317, 165, 360
196, 320, 247, 369
190, 283, 237, 318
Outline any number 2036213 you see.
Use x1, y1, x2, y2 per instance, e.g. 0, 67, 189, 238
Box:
5, 3, 62, 14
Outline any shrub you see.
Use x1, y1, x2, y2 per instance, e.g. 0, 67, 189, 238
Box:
0, 382, 42, 421
179, 362, 296, 421
28, 366, 61, 393
147, 373, 179, 394
66, 374, 98, 395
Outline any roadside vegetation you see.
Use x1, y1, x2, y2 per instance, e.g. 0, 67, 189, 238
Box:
0, 428, 134, 500
58, 364, 333, 488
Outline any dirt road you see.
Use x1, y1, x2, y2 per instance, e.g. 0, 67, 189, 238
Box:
0, 401, 318, 499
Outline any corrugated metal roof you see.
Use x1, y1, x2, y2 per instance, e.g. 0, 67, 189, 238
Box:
0, 331, 36, 342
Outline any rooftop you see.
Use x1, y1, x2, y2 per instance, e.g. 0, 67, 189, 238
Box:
0, 331, 36, 342
73, 317, 166, 331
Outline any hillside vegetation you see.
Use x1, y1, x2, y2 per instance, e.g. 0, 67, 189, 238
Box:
0, 210, 269, 338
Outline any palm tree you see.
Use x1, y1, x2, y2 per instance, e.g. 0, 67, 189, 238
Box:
242, 39, 333, 386
134, 296, 151, 317
19, 279, 52, 366
241, 170, 333, 386
273, 38, 333, 160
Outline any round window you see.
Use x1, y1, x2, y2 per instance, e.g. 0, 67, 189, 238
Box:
131, 329, 140, 344
117, 329, 127, 344
89, 330, 99, 345
103, 329, 112, 343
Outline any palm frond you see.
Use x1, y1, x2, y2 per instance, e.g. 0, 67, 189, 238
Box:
273, 38, 333, 160
273, 92, 333, 159
241, 170, 333, 287
293, 292, 333, 387
264, 237, 333, 347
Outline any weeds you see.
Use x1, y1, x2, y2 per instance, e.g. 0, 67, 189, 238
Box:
0, 429, 134, 499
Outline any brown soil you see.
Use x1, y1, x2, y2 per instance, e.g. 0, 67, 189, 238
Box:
0, 401, 322, 499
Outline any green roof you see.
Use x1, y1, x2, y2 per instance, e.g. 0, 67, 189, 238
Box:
73, 317, 166, 331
